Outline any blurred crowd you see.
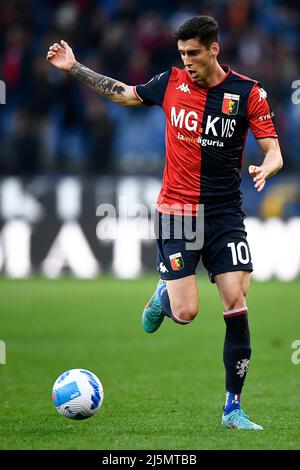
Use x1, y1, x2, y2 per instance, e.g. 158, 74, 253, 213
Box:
0, 0, 299, 180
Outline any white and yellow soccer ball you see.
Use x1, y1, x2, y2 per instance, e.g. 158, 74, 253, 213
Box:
52, 369, 104, 420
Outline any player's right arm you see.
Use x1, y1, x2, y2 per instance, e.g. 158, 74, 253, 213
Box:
46, 40, 141, 107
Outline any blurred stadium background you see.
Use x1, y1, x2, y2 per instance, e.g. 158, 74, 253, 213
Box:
0, 0, 300, 451
0, 0, 299, 280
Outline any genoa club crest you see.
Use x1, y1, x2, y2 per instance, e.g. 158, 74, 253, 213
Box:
169, 252, 184, 271
222, 93, 240, 115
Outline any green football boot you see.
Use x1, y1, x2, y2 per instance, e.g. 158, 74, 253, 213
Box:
222, 409, 263, 430
142, 279, 166, 333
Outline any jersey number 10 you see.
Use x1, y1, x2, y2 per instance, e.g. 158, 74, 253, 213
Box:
227, 242, 250, 265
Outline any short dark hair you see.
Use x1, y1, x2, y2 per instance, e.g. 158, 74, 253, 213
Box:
174, 16, 219, 48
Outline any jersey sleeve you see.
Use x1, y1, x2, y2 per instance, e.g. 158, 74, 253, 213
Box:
247, 83, 278, 139
134, 69, 172, 107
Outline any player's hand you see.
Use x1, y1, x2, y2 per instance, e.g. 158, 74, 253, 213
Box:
248, 165, 268, 192
46, 40, 76, 71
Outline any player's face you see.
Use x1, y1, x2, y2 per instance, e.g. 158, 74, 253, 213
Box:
177, 38, 218, 83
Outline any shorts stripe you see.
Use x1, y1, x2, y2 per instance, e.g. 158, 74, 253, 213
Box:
223, 306, 248, 317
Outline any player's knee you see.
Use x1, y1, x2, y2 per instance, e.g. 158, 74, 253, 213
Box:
172, 303, 199, 322
224, 292, 246, 312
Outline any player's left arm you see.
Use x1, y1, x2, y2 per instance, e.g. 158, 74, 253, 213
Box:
249, 137, 283, 192
247, 83, 283, 192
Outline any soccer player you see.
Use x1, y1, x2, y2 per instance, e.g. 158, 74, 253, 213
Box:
47, 16, 283, 430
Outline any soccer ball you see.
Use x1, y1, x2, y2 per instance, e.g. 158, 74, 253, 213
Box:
52, 368, 104, 420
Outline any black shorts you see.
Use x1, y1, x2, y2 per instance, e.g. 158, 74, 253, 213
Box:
156, 210, 253, 283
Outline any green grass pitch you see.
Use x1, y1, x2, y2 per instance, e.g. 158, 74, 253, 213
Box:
0, 276, 299, 450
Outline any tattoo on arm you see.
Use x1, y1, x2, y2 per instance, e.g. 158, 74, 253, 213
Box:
69, 62, 125, 98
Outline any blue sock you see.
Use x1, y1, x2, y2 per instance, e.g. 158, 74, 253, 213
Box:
224, 391, 241, 415
158, 280, 191, 325
157, 281, 173, 318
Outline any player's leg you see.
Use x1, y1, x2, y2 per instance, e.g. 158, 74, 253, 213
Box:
142, 274, 199, 333
215, 270, 251, 401
203, 209, 262, 429
164, 274, 199, 323
215, 269, 250, 312
142, 212, 200, 333
215, 271, 262, 430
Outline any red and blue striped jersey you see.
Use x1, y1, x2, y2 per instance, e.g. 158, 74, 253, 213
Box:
135, 66, 277, 215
